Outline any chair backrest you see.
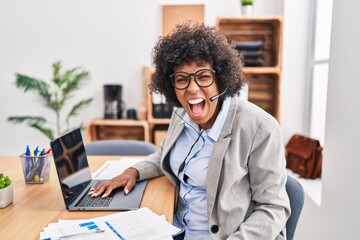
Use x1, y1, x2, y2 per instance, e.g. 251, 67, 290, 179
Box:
85, 140, 157, 156
285, 175, 305, 240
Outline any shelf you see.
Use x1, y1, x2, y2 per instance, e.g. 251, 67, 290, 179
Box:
143, 66, 172, 123
216, 16, 283, 120
84, 67, 171, 148
243, 67, 280, 74
143, 66, 171, 147
148, 118, 171, 125
85, 119, 150, 143
245, 72, 280, 118
217, 17, 282, 68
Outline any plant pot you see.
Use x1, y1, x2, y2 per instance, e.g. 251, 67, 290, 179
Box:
242, 5, 253, 16
0, 184, 13, 208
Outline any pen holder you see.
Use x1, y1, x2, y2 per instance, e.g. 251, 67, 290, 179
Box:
20, 153, 51, 184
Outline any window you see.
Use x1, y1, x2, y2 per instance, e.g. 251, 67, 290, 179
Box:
308, 0, 333, 145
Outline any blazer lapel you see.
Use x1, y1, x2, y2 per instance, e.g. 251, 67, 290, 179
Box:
206, 137, 231, 212
206, 96, 240, 215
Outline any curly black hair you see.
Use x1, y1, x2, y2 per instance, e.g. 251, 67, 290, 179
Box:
150, 22, 244, 107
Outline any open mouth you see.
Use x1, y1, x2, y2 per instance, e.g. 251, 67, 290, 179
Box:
188, 98, 205, 115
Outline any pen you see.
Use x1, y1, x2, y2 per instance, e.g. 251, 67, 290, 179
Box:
30, 149, 34, 175
45, 148, 52, 155
37, 148, 45, 177
58, 229, 105, 239
25, 149, 35, 181
38, 148, 45, 157
33, 146, 40, 181
34, 146, 39, 156
25, 148, 45, 181
25, 145, 30, 175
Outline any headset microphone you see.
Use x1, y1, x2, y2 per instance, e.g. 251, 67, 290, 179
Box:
210, 87, 228, 102
173, 87, 226, 180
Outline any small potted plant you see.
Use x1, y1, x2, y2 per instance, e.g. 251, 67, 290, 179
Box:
241, 0, 254, 16
0, 173, 13, 208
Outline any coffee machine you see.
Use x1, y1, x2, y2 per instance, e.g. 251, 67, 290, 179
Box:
103, 84, 124, 119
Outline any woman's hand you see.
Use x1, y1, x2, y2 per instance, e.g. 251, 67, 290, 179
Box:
89, 167, 139, 198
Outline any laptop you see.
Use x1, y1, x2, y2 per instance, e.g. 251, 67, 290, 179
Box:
50, 128, 147, 211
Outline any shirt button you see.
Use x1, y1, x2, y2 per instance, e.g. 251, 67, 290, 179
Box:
211, 225, 219, 233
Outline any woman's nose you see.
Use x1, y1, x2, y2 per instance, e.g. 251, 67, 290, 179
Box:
187, 77, 200, 92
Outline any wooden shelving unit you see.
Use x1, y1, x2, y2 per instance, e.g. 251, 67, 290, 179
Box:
216, 16, 283, 120
85, 119, 150, 143
84, 68, 170, 147
143, 66, 171, 147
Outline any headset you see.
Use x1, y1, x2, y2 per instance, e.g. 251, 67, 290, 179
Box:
172, 86, 228, 182
210, 87, 228, 102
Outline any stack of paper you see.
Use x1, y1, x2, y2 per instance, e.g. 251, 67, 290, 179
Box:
40, 207, 180, 240
92, 157, 145, 179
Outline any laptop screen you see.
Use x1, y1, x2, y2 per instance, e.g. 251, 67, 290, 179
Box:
50, 128, 92, 206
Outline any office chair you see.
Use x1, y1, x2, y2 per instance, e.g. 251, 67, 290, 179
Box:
85, 139, 157, 156
286, 175, 305, 240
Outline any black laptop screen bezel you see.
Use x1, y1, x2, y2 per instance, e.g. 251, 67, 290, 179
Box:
50, 128, 92, 208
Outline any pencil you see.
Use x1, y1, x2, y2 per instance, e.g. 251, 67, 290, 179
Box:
58, 229, 105, 239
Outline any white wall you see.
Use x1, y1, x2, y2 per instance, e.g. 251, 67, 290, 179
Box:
294, 0, 360, 239
0, 0, 286, 156
281, 0, 311, 141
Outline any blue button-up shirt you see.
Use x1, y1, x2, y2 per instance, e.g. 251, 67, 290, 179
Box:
170, 98, 231, 239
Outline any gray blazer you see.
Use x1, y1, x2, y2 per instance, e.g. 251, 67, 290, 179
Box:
133, 96, 291, 239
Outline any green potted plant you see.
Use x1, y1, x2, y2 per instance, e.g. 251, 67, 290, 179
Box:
0, 173, 13, 208
7, 61, 93, 140
241, 0, 254, 16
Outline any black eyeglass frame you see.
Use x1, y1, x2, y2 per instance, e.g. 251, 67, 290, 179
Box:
170, 69, 216, 90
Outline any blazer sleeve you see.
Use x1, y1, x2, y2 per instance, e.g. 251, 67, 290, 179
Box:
131, 149, 164, 180
131, 110, 183, 181
229, 118, 291, 239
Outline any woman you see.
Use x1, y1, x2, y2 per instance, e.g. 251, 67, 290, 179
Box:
90, 23, 290, 239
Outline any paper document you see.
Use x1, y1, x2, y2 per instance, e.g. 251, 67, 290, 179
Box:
40, 207, 180, 240
92, 157, 145, 179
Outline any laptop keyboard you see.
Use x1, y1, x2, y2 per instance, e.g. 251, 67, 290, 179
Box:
75, 188, 115, 208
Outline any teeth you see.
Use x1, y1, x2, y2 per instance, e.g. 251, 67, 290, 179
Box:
188, 99, 204, 104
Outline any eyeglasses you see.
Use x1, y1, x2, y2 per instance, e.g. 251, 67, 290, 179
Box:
170, 69, 216, 90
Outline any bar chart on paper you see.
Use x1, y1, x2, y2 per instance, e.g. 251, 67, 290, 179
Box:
40, 207, 180, 240
56, 220, 109, 240
95, 207, 180, 240
79, 221, 100, 230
